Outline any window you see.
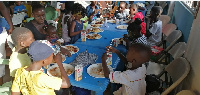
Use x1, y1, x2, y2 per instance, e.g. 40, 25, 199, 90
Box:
182, 1, 200, 19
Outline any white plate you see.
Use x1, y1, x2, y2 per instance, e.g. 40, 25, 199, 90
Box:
90, 28, 104, 33
116, 25, 128, 30
123, 20, 130, 23
61, 45, 79, 54
87, 63, 113, 78
86, 34, 102, 39
47, 64, 75, 77
107, 20, 115, 23
90, 24, 102, 28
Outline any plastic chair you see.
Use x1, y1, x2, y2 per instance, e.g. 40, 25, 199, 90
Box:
26, 17, 34, 22
45, 6, 57, 20
176, 90, 195, 95
160, 15, 170, 27
162, 23, 177, 36
160, 57, 190, 95
157, 42, 187, 64
24, 4, 32, 17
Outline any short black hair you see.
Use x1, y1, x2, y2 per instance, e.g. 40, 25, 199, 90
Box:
128, 18, 143, 33
65, 1, 75, 13
71, 3, 86, 17
129, 43, 152, 59
32, 3, 44, 13
46, 24, 56, 33
151, 6, 163, 17
11, 27, 32, 46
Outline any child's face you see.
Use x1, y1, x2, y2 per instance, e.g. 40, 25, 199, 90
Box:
73, 12, 83, 20
126, 49, 148, 69
129, 7, 136, 15
150, 9, 162, 19
47, 28, 57, 38
22, 32, 35, 48
15, 1, 21, 6
119, 3, 126, 13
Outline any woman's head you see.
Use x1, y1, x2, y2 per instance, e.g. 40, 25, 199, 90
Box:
15, 1, 21, 6
72, 3, 86, 20
127, 18, 143, 40
32, 4, 45, 24
27, 41, 54, 65
91, 1, 97, 6
126, 43, 151, 69
150, 6, 163, 20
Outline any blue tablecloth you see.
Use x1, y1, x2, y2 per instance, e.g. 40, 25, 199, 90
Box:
63, 23, 127, 95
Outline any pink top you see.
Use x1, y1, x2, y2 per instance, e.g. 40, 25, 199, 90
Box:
132, 12, 146, 35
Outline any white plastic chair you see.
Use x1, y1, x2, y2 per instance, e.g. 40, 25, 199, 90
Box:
160, 15, 171, 27
176, 90, 195, 95
162, 23, 177, 37
161, 57, 190, 95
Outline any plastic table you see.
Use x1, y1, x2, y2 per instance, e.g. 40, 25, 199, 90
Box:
63, 23, 127, 95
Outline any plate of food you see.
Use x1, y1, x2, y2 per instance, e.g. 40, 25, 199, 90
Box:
116, 25, 128, 30
61, 45, 79, 54
52, 54, 66, 63
123, 20, 130, 23
94, 20, 104, 25
107, 20, 115, 23
90, 28, 104, 33
87, 63, 113, 78
91, 24, 102, 28
86, 34, 102, 39
47, 64, 75, 78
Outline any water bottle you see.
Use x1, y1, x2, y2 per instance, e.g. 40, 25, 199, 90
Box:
104, 18, 109, 28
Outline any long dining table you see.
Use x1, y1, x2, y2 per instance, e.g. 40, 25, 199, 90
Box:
63, 22, 128, 95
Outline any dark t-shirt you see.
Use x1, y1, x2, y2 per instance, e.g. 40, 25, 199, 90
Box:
25, 20, 48, 40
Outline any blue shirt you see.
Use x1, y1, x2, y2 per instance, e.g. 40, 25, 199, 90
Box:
86, 5, 100, 19
14, 4, 27, 14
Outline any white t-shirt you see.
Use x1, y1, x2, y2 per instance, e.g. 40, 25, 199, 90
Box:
147, 20, 162, 46
109, 64, 146, 95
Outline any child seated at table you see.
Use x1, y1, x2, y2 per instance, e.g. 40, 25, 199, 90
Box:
101, 43, 151, 95
145, 6, 163, 46
13, 1, 27, 18
62, 1, 74, 45
69, 3, 86, 44
128, 4, 146, 35
114, 1, 129, 19
11, 41, 71, 95
9, 27, 35, 80
124, 18, 147, 49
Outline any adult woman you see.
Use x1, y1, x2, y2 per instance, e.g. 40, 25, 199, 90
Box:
25, 4, 47, 40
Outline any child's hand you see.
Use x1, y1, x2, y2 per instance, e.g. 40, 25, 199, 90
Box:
54, 53, 62, 65
101, 52, 107, 63
106, 46, 118, 53
60, 47, 71, 57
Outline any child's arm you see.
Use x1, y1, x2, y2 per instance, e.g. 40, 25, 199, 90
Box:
145, 16, 152, 38
101, 53, 110, 78
54, 53, 71, 88
69, 21, 83, 37
106, 46, 128, 65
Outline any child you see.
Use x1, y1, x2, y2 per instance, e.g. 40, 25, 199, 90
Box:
101, 43, 152, 95
145, 6, 163, 46
128, 4, 146, 35
11, 41, 71, 95
69, 3, 86, 44
46, 24, 61, 44
124, 18, 147, 49
9, 27, 35, 79
114, 1, 129, 19
62, 1, 74, 45
13, 1, 26, 13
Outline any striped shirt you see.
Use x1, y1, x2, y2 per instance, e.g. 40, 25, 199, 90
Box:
134, 34, 148, 45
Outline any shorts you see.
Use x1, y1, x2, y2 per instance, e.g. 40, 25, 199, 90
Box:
0, 64, 5, 77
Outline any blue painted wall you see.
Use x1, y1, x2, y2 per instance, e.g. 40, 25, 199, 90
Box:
171, 1, 194, 42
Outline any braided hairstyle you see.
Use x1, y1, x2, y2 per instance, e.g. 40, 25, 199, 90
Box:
127, 18, 143, 41
72, 3, 86, 17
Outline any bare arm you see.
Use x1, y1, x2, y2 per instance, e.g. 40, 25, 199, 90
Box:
69, 21, 82, 37
101, 53, 110, 78
106, 46, 128, 65
0, 1, 14, 34
54, 53, 71, 88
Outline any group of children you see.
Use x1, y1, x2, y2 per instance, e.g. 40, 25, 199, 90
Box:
1, 1, 164, 95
